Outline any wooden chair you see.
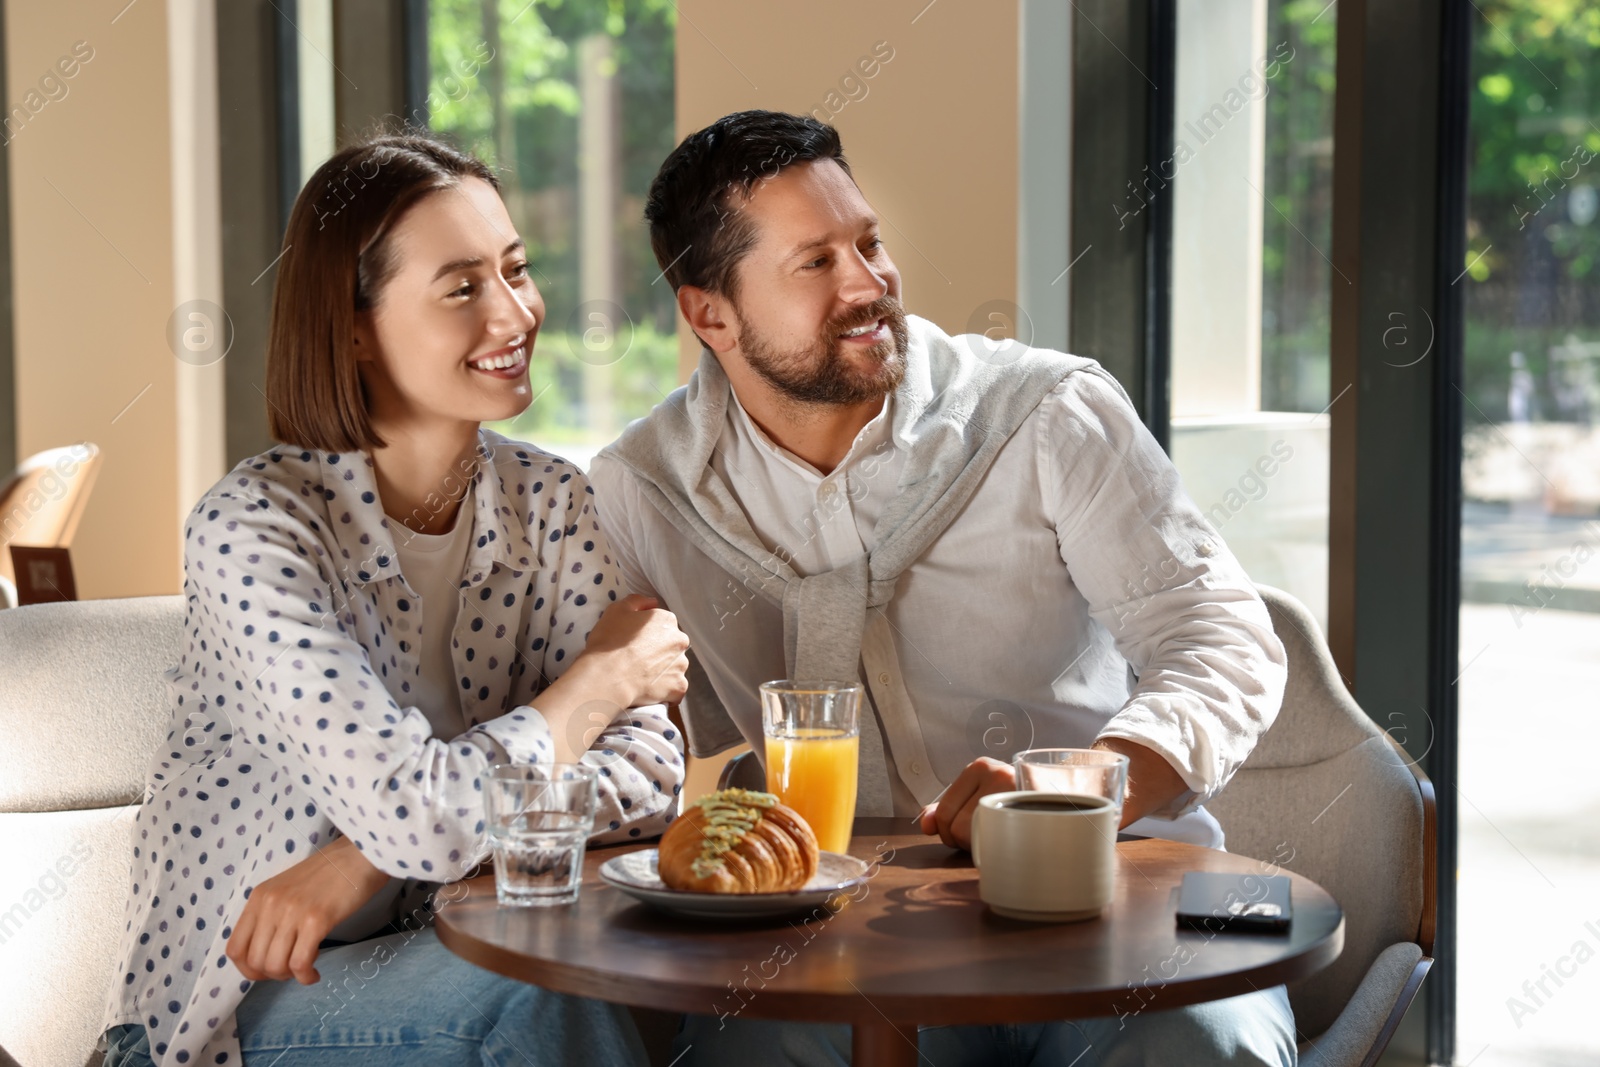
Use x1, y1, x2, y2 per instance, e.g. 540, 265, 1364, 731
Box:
714, 583, 1434, 1065
0, 443, 102, 608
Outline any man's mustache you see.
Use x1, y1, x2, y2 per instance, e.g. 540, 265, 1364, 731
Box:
828, 296, 905, 336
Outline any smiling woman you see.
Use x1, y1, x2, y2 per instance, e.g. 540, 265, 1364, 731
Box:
263, 137, 531, 455
96, 132, 690, 1067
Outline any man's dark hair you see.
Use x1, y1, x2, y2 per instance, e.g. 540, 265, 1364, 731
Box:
644, 110, 851, 298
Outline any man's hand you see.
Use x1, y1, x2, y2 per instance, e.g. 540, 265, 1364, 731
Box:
913, 739, 1190, 850
226, 835, 391, 985
915, 757, 1014, 850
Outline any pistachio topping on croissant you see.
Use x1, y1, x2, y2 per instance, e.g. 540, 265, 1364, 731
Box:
658, 788, 820, 894
686, 788, 780, 878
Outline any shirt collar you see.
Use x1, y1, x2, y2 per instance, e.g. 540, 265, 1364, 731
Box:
725, 389, 895, 481
320, 432, 521, 588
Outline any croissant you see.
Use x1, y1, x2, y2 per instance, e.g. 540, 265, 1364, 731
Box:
658, 789, 820, 894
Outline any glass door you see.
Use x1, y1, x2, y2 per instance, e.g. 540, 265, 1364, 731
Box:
1456, 3, 1600, 1062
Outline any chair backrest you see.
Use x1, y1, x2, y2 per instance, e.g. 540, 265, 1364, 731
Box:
0, 443, 103, 589
0, 595, 184, 1067
717, 748, 766, 792
1206, 585, 1430, 1038
0, 595, 181, 814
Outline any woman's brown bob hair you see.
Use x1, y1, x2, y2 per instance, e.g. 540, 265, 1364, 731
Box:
264, 132, 498, 452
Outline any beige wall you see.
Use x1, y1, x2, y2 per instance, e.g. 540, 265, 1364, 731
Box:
7, 0, 181, 598
3, 1, 1022, 600
675, 0, 1019, 360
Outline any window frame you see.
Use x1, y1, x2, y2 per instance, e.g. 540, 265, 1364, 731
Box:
0, 0, 15, 479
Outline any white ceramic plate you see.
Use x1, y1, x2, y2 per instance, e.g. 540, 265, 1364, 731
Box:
598, 849, 871, 919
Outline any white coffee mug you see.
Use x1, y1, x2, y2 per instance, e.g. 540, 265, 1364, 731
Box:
970, 790, 1117, 922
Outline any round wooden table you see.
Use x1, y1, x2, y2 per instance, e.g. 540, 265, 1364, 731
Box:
437, 817, 1343, 1066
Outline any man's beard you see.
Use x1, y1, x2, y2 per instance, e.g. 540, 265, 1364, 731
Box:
733, 295, 910, 407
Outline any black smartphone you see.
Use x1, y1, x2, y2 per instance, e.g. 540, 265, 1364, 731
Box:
1175, 872, 1292, 934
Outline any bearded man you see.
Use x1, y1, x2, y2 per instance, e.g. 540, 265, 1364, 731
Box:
590, 110, 1295, 1067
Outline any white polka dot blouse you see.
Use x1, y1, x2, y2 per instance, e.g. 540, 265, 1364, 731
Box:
101, 430, 685, 1066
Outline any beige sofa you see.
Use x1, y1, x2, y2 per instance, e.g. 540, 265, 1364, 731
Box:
0, 596, 682, 1067
0, 596, 183, 1067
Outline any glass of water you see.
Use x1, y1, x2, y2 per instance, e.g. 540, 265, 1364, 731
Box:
1013, 749, 1130, 820
483, 763, 597, 907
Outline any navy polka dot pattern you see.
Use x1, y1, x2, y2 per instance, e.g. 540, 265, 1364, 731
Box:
101, 430, 683, 1067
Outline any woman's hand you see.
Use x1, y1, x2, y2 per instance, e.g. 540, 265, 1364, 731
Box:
226, 835, 391, 985
580, 594, 691, 707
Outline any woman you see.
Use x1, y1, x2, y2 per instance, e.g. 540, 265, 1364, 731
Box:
98, 133, 690, 1066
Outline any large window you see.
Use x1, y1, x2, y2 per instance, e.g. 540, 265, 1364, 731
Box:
1456, 2, 1600, 1062
425, 0, 679, 467
1166, 0, 1336, 631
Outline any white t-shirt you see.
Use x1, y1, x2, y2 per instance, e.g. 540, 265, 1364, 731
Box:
393, 505, 475, 739
326, 503, 474, 943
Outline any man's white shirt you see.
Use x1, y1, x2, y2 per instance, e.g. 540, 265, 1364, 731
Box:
590, 368, 1287, 847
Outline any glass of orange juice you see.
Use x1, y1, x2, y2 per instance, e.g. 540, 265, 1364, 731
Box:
759, 680, 861, 855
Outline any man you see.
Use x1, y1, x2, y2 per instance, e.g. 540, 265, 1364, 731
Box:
590, 110, 1294, 1066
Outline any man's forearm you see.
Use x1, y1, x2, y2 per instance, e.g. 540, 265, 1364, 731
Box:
1092, 737, 1188, 828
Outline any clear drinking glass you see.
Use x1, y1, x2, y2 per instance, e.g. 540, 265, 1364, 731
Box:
1013, 748, 1130, 818
759, 680, 861, 854
483, 763, 598, 907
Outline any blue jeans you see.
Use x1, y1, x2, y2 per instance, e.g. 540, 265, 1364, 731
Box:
103, 927, 647, 1066
673, 984, 1296, 1066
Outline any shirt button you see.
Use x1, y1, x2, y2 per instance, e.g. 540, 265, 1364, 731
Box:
1197, 540, 1216, 557
819, 483, 836, 498
911, 760, 924, 775
877, 671, 890, 684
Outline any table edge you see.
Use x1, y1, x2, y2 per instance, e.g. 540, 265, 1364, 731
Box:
434, 835, 1347, 1027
